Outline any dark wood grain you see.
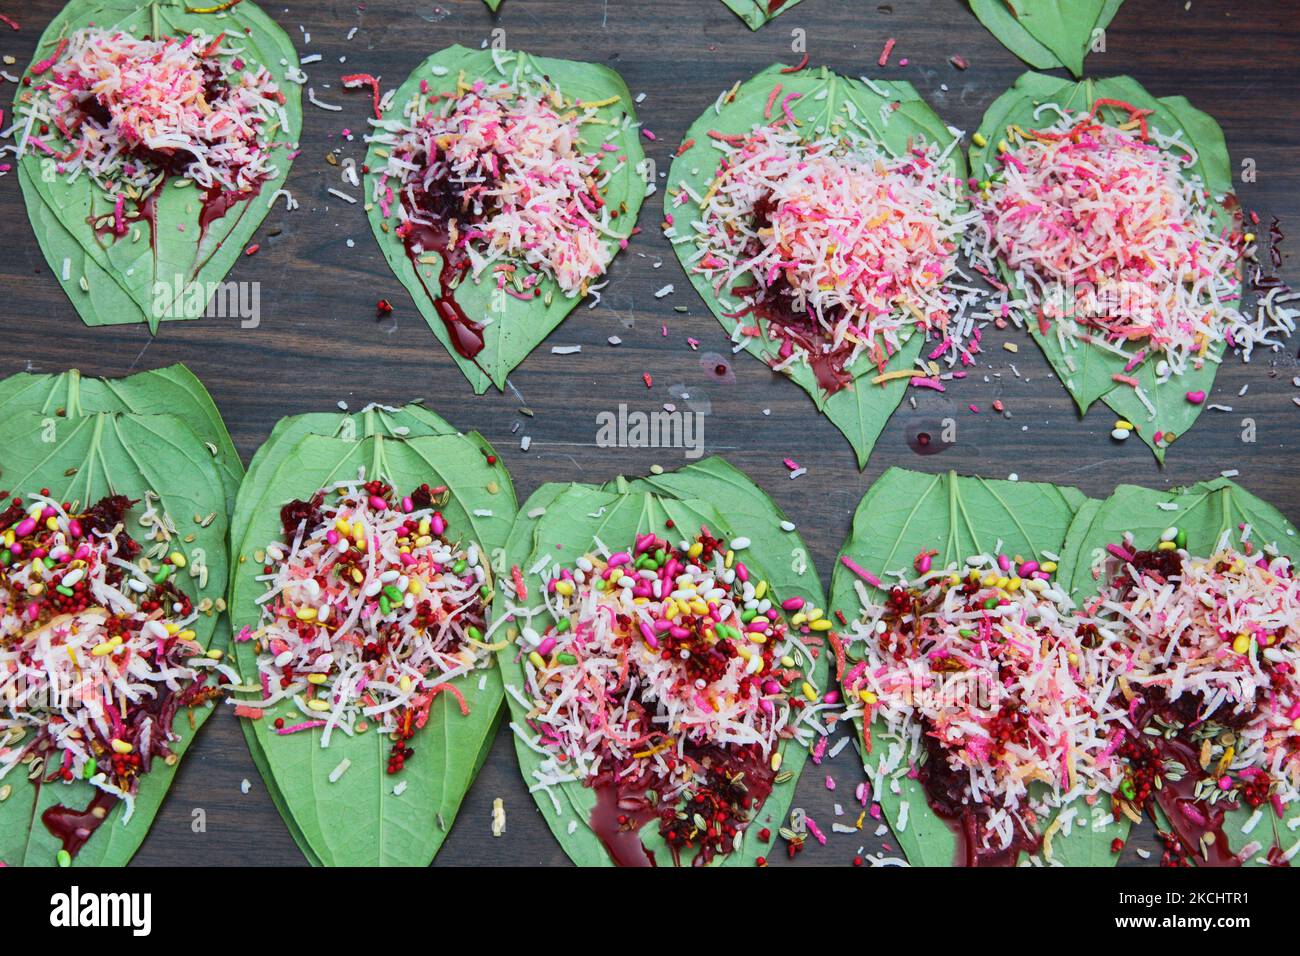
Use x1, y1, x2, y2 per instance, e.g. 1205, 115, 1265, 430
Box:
1, 0, 1296, 867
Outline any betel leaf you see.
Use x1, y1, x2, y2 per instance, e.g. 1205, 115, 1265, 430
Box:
227, 432, 516, 866
494, 474, 828, 866
970, 73, 1237, 462
15, 0, 301, 332
226, 404, 456, 865
1061, 477, 1300, 862
484, 0, 503, 10
0, 410, 229, 867
826, 468, 1123, 866
666, 65, 965, 468
225, 401, 486, 863
720, 0, 806, 30
0, 364, 241, 512
969, 0, 1124, 78
363, 45, 647, 394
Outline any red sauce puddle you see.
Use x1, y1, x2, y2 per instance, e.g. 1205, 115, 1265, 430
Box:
42, 789, 118, 858
587, 742, 777, 867
917, 732, 1043, 866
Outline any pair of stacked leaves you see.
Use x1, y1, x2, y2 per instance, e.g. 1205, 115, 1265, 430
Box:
495, 456, 827, 866
830, 469, 1298, 866
722, 0, 806, 30
969, 0, 1125, 77
667, 65, 966, 468
827, 469, 1131, 866
363, 45, 648, 394
971, 72, 1237, 462
0, 364, 236, 866
226, 403, 516, 866
1063, 477, 1300, 863
16, 0, 301, 331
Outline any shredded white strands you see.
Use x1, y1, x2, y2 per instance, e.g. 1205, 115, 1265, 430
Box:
681, 124, 977, 375
971, 106, 1265, 375
1083, 532, 1300, 812
511, 529, 823, 861
370, 75, 625, 298
19, 28, 287, 199
248, 476, 491, 752
0, 494, 207, 814
842, 556, 1129, 858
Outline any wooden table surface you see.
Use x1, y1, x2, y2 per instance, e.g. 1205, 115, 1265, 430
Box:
1, 0, 1296, 867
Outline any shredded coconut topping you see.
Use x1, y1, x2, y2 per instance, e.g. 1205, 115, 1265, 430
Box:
509, 526, 825, 862
973, 106, 1251, 374
0, 494, 208, 809
682, 125, 975, 382
20, 28, 287, 200
844, 556, 1127, 857
371, 77, 625, 297
248, 477, 490, 760
1084, 530, 1300, 812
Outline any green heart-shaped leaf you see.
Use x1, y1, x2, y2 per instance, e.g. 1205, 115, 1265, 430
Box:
0, 410, 229, 867
226, 402, 473, 866
827, 468, 1124, 866
721, 0, 807, 30
14, 0, 302, 332
970, 73, 1237, 462
363, 45, 647, 393
495, 460, 828, 865
1061, 477, 1299, 864
227, 430, 515, 865
969, 0, 1124, 77
666, 64, 966, 468
0, 365, 241, 512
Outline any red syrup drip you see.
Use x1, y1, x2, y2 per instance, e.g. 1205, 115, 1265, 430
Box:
41, 789, 118, 859
398, 218, 486, 361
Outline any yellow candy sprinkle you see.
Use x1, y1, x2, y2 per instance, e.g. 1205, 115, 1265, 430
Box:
554, 580, 575, 597
408, 578, 423, 595
110, 739, 133, 754
810, 619, 832, 632
306, 699, 331, 712
1157, 541, 1177, 551
91, 636, 122, 657
295, 607, 317, 622
1232, 634, 1251, 655
770, 752, 783, 772
972, 132, 987, 147
687, 542, 703, 559
307, 673, 328, 685
780, 655, 795, 668
169, 551, 187, 568
399, 675, 413, 693
1040, 561, 1058, 574
859, 689, 877, 704
754, 580, 768, 600
528, 651, 546, 671
801, 681, 817, 702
